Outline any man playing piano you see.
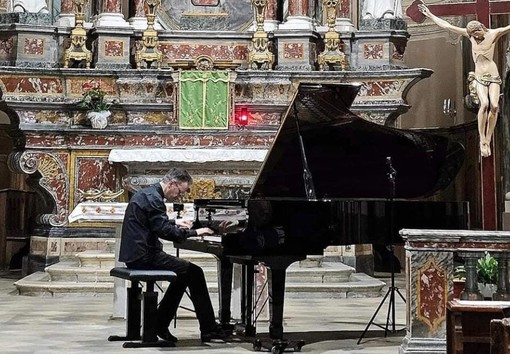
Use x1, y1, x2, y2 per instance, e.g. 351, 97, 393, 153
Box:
118, 167, 228, 343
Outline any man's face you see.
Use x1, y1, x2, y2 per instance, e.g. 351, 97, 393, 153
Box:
164, 180, 190, 200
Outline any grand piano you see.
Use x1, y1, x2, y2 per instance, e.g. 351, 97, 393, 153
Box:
175, 83, 469, 345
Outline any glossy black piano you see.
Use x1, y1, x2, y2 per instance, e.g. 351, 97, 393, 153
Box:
175, 83, 469, 343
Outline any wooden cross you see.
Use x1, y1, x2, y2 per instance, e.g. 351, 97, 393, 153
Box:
406, 0, 510, 27
407, 0, 510, 230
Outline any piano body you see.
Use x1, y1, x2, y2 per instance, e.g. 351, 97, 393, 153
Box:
175, 83, 469, 341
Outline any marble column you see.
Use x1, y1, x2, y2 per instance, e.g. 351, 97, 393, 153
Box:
127, 0, 147, 30
95, 0, 129, 27
91, 0, 133, 68
127, 0, 162, 30
336, 0, 355, 33
264, 0, 279, 32
275, 0, 319, 70
279, 0, 313, 30
56, 0, 77, 27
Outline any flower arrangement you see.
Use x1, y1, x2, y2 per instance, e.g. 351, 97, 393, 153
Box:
76, 81, 112, 112
477, 251, 498, 285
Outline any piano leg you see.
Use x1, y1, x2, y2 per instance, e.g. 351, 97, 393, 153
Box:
217, 257, 233, 326
267, 267, 286, 340
240, 262, 257, 336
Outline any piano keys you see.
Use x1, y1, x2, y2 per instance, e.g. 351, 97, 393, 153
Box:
175, 82, 469, 343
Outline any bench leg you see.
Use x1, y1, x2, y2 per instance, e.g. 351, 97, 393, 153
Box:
108, 277, 176, 348
108, 280, 142, 342
142, 281, 158, 343
122, 281, 175, 348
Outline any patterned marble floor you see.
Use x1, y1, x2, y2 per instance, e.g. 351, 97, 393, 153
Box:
0, 270, 406, 354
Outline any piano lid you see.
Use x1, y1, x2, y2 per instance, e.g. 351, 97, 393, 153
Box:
250, 83, 465, 200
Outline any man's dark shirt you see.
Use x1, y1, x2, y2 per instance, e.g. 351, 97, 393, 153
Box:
119, 183, 197, 263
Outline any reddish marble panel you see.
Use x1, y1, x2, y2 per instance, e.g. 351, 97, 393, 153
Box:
359, 80, 403, 97
245, 112, 280, 126
68, 77, 116, 97
104, 41, 124, 57
25, 134, 67, 147
104, 0, 121, 13
133, 0, 145, 16
233, 45, 249, 60
74, 155, 117, 205
288, 0, 309, 16
26, 132, 275, 149
363, 43, 384, 60
283, 43, 304, 59
266, 0, 277, 19
24, 38, 44, 56
338, 0, 351, 18
0, 76, 63, 94
417, 259, 447, 332
158, 43, 246, 61
61, 0, 74, 13
0, 37, 14, 56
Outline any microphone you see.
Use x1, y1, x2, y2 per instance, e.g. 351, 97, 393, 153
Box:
386, 156, 397, 180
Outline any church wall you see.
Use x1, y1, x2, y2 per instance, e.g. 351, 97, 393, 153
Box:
401, 32, 473, 129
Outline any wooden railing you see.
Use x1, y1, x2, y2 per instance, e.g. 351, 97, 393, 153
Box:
0, 189, 36, 269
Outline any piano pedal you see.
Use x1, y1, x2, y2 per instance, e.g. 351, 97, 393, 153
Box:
252, 339, 305, 353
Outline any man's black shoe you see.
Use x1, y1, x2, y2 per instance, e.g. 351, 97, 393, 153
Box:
157, 329, 178, 343
201, 325, 229, 343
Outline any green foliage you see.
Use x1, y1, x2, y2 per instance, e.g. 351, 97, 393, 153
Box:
477, 252, 498, 285
76, 81, 112, 112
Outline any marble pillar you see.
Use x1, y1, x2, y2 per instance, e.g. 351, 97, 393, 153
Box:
128, 0, 148, 30
56, 0, 77, 27
279, 0, 313, 30
336, 0, 355, 33
95, 0, 129, 27
264, 0, 279, 32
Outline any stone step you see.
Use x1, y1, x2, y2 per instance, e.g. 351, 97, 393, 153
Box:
14, 249, 384, 297
32, 259, 357, 286
14, 271, 113, 296
76, 250, 115, 268
45, 262, 112, 282
14, 270, 384, 298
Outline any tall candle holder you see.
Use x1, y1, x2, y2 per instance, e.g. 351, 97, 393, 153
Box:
63, 0, 93, 68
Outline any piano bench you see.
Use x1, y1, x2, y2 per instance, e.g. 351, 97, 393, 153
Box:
108, 267, 177, 348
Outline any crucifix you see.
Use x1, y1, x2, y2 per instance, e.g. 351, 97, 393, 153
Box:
407, 0, 510, 230
407, 0, 510, 27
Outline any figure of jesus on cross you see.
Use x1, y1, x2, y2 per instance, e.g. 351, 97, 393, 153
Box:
417, 2, 510, 157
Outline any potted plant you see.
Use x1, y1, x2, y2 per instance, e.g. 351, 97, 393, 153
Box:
477, 251, 498, 299
76, 81, 113, 129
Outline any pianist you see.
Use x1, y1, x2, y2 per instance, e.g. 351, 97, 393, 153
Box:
119, 167, 228, 343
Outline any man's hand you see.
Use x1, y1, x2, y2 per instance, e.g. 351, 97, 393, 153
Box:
176, 219, 193, 229
217, 220, 239, 233
196, 227, 215, 236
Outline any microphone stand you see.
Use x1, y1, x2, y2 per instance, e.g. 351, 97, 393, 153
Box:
357, 156, 406, 344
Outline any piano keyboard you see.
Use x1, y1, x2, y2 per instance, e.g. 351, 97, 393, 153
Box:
188, 235, 222, 243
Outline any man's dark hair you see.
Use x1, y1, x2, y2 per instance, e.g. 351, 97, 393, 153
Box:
161, 168, 193, 184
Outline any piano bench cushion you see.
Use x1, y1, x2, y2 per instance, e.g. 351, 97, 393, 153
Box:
110, 267, 177, 283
